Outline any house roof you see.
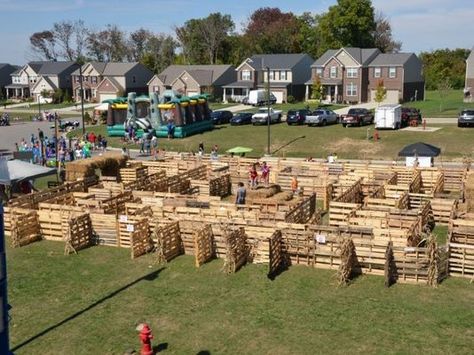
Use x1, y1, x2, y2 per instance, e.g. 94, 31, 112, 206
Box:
37, 61, 78, 75
368, 53, 414, 67
222, 80, 255, 88
312, 48, 380, 67
71, 61, 107, 76
28, 61, 45, 73
398, 142, 441, 157
158, 65, 233, 86
246, 53, 311, 70
102, 62, 139, 76
343, 47, 380, 66
311, 50, 338, 67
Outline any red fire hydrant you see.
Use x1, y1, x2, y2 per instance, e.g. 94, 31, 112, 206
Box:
139, 323, 154, 355
373, 129, 379, 142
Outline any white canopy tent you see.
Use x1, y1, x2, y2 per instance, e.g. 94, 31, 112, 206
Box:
0, 158, 56, 185
94, 103, 109, 111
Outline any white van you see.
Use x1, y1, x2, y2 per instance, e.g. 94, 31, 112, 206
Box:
247, 89, 277, 106
375, 104, 402, 129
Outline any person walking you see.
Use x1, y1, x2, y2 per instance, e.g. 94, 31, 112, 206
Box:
235, 182, 246, 205
249, 163, 258, 189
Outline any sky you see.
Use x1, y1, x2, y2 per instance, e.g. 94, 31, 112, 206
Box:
0, 0, 472, 65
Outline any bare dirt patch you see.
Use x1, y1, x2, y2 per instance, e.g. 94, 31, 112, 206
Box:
327, 137, 383, 156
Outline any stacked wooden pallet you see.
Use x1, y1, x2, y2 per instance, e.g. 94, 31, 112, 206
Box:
448, 218, 474, 278
9, 208, 41, 248
120, 166, 148, 184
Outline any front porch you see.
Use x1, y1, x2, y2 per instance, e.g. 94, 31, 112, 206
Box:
5, 85, 30, 100
223, 87, 250, 103
74, 87, 94, 102
305, 83, 343, 104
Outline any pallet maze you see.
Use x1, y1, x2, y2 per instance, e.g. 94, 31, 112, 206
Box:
3, 155, 474, 284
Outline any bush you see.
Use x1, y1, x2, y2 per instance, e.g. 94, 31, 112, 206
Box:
84, 111, 92, 124
287, 95, 295, 104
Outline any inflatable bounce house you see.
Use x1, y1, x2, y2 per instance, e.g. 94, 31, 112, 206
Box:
105, 90, 213, 138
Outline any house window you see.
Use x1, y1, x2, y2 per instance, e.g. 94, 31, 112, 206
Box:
132, 76, 136, 83
330, 66, 337, 78
84, 76, 88, 82
346, 83, 357, 96
347, 68, 358, 78
316, 68, 323, 77
153, 86, 159, 93
280, 71, 287, 80
374, 68, 381, 78
75, 76, 80, 83
242, 70, 251, 81
269, 71, 274, 80
91, 76, 97, 84
389, 67, 397, 78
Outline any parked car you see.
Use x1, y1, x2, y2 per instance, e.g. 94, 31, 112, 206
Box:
458, 109, 474, 127
287, 109, 311, 125
305, 109, 339, 127
341, 108, 374, 127
251, 108, 282, 125
210, 110, 233, 125
230, 112, 253, 125
401, 107, 422, 127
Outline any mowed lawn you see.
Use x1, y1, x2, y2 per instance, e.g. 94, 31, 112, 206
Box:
7, 241, 473, 354
78, 123, 474, 160
407, 90, 474, 118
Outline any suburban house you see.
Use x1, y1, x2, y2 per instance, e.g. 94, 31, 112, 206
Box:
72, 62, 153, 103
5, 61, 44, 99
30, 61, 79, 101
308, 48, 424, 104
367, 53, 425, 103
223, 53, 314, 103
0, 64, 18, 99
148, 65, 235, 98
465, 48, 474, 101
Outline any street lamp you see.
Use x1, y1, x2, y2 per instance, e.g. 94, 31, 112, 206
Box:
266, 66, 271, 156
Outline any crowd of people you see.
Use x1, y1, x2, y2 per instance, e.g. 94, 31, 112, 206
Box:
15, 129, 107, 167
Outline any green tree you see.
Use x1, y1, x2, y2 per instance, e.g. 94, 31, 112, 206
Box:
53, 88, 63, 104
420, 48, 469, 90
373, 12, 402, 53
374, 80, 387, 106
40, 89, 51, 100
438, 78, 452, 112
318, 0, 376, 52
175, 13, 233, 64
311, 75, 323, 101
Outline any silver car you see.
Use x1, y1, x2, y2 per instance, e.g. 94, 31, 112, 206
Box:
458, 109, 474, 127
305, 109, 339, 126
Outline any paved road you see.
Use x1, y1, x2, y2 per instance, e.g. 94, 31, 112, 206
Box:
0, 121, 56, 152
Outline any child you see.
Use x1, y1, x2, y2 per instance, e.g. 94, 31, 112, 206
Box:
291, 175, 299, 195
261, 161, 270, 186
249, 163, 258, 189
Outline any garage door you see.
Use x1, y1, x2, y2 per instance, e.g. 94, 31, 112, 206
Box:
370, 90, 399, 104
99, 93, 117, 102
187, 91, 198, 97
271, 91, 284, 104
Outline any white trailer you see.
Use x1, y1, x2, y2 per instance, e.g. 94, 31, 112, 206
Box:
374, 104, 402, 129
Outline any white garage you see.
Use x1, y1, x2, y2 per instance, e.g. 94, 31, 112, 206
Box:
371, 89, 399, 104
99, 93, 118, 102
186, 91, 199, 97
271, 90, 284, 104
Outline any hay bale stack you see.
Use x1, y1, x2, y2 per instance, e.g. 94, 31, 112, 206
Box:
66, 152, 128, 181
246, 184, 281, 199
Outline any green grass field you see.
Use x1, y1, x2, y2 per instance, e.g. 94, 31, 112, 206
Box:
73, 123, 474, 161
7, 241, 473, 354
407, 90, 474, 118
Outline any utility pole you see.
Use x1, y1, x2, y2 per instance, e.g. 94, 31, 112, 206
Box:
266, 66, 271, 156
79, 63, 85, 136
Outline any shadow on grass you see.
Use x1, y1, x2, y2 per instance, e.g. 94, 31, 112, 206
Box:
11, 267, 165, 352
154, 342, 168, 352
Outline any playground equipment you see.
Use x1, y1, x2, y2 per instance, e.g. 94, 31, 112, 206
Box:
106, 91, 213, 139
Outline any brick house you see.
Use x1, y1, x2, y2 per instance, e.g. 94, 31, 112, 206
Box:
307, 47, 424, 104
30, 61, 79, 101
72, 62, 153, 103
465, 48, 474, 101
223, 53, 314, 103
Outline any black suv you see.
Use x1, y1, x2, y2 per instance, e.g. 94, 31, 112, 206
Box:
287, 109, 311, 125
210, 110, 233, 124
458, 109, 474, 127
